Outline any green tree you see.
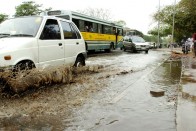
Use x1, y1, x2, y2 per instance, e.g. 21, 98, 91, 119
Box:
148, 25, 172, 37
15, 1, 52, 17
151, 0, 196, 42
0, 13, 8, 23
114, 20, 126, 27
143, 35, 158, 43
77, 8, 112, 21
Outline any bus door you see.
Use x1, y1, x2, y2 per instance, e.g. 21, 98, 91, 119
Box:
115, 28, 120, 48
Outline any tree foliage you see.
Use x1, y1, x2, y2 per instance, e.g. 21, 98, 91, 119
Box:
15, 1, 52, 17
143, 35, 157, 42
113, 20, 126, 27
77, 8, 112, 21
148, 24, 172, 37
0, 13, 8, 23
150, 0, 196, 42
15, 1, 42, 16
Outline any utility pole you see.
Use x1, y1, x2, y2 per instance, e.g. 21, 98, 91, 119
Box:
158, 0, 160, 48
171, 0, 176, 51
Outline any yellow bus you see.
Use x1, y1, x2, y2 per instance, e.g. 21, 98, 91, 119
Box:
42, 10, 123, 52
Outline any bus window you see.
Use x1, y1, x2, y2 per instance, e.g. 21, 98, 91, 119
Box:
113, 27, 116, 35
92, 23, 98, 33
84, 21, 94, 32
79, 20, 85, 32
84, 21, 89, 32
72, 18, 79, 28
98, 24, 102, 33
118, 28, 123, 36
103, 25, 112, 34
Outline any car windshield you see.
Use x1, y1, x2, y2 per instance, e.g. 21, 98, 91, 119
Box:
131, 36, 145, 43
0, 16, 43, 38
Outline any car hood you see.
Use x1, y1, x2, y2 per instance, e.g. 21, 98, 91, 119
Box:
133, 42, 149, 46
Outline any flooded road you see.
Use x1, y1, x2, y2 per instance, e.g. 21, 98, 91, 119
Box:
0, 49, 182, 130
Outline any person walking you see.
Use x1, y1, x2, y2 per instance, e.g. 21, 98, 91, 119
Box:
192, 33, 196, 58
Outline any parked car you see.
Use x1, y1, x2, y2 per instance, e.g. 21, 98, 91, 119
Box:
149, 42, 157, 49
0, 16, 87, 71
120, 36, 149, 53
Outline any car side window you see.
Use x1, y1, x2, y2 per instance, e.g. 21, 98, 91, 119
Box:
70, 23, 81, 39
40, 19, 61, 40
60, 21, 77, 39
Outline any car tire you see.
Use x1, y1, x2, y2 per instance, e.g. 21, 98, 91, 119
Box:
145, 50, 148, 54
74, 56, 85, 67
14, 61, 35, 72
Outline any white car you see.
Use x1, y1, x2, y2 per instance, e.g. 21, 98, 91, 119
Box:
122, 36, 149, 53
0, 16, 87, 71
149, 42, 157, 49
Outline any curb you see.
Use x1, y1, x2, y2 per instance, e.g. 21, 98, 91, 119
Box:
176, 53, 196, 131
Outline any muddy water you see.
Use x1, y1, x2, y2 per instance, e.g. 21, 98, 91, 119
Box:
0, 50, 182, 131
66, 60, 182, 131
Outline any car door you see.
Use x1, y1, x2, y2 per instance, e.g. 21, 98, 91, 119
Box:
123, 36, 132, 50
60, 20, 83, 65
38, 19, 64, 68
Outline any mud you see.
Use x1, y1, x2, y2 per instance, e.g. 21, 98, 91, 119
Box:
0, 49, 182, 130
0, 61, 136, 130
0, 65, 104, 94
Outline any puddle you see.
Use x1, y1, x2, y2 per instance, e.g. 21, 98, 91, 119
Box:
63, 59, 182, 131
191, 64, 196, 69
148, 60, 181, 90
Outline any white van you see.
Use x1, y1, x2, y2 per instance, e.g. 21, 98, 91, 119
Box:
0, 16, 87, 71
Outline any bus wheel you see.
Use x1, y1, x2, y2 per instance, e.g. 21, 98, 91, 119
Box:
105, 43, 113, 52
111, 43, 114, 50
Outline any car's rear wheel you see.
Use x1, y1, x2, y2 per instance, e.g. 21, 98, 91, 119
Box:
74, 56, 85, 67
123, 46, 126, 51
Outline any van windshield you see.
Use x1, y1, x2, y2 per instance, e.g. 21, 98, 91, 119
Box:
0, 17, 43, 38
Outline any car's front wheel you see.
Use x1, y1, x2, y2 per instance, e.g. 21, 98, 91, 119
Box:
14, 61, 35, 72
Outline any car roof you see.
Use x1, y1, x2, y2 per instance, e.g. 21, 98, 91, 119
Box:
10, 15, 72, 23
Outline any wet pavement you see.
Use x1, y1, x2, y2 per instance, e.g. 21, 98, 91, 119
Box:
175, 48, 196, 131
67, 55, 181, 131
0, 48, 185, 130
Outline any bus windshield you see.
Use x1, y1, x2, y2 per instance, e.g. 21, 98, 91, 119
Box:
0, 17, 43, 37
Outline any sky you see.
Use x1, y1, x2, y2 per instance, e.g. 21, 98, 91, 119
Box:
0, 0, 180, 34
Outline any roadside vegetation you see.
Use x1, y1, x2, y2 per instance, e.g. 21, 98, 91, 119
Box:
149, 0, 196, 43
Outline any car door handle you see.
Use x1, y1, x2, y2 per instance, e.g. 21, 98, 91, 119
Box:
76, 42, 79, 45
59, 43, 62, 46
